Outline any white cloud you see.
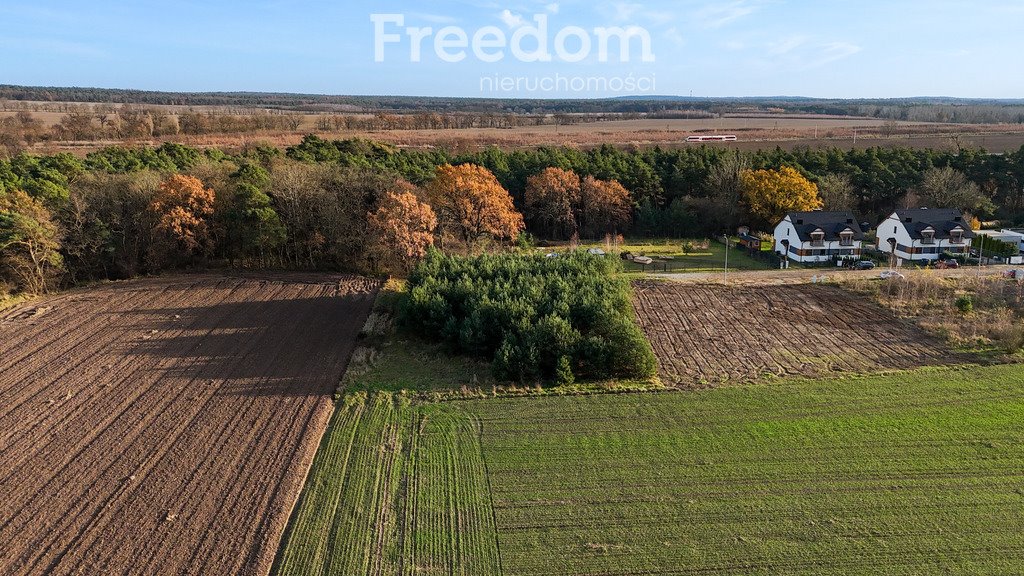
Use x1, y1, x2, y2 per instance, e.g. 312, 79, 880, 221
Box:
810, 42, 862, 67
408, 12, 458, 24
695, 1, 759, 29
605, 2, 641, 22
499, 9, 525, 28
768, 36, 807, 55
665, 26, 685, 47
545, 3, 560, 14
601, 1, 675, 24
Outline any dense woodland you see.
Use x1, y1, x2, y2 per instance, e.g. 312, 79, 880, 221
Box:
3, 135, 1024, 297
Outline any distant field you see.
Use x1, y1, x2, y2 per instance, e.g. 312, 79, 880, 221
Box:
7, 106, 1024, 153
274, 364, 1024, 575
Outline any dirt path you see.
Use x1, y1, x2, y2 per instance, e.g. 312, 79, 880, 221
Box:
653, 265, 1017, 285
0, 273, 380, 576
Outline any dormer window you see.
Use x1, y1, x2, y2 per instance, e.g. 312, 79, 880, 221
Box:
921, 228, 936, 245
810, 230, 825, 247
950, 228, 964, 244
840, 230, 854, 247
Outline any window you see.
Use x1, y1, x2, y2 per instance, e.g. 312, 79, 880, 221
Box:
921, 229, 936, 245
810, 231, 825, 247
840, 230, 854, 247
950, 229, 964, 244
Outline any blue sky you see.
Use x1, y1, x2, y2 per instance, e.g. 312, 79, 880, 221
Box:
0, 1, 1022, 98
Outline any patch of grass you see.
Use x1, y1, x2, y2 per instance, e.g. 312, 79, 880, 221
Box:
572, 238, 770, 273
0, 291, 33, 312
279, 363, 1024, 575
843, 273, 1024, 355
345, 336, 498, 397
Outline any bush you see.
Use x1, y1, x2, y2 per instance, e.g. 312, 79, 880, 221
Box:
402, 249, 657, 384
955, 295, 974, 314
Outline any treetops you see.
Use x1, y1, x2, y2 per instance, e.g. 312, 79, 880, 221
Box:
3, 135, 1024, 295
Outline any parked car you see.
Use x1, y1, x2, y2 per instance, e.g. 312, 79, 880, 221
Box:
936, 259, 960, 269
880, 270, 906, 280
852, 260, 876, 270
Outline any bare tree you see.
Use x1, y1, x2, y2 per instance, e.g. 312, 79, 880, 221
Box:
818, 173, 857, 211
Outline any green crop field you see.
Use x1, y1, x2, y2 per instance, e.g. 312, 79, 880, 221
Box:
274, 364, 1024, 575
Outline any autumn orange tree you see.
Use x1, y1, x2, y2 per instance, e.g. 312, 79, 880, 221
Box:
580, 176, 633, 238
739, 166, 822, 226
427, 163, 524, 251
524, 167, 581, 239
148, 174, 215, 266
523, 168, 633, 240
367, 181, 437, 273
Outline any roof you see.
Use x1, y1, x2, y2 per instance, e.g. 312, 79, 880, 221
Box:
891, 208, 976, 240
782, 211, 865, 242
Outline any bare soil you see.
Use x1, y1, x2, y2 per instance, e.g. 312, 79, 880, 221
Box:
0, 273, 379, 576
633, 281, 958, 387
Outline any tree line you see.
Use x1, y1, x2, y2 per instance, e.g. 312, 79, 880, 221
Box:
5, 85, 1023, 122
3, 136, 1024, 297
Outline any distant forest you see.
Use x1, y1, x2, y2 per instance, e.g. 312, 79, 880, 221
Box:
3, 85, 1024, 123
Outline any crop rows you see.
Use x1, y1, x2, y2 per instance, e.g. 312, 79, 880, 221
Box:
276, 363, 1024, 575
273, 394, 500, 576
632, 281, 958, 387
468, 364, 1024, 575
0, 273, 379, 576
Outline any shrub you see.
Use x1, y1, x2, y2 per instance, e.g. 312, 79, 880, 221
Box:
402, 249, 657, 384
955, 295, 974, 314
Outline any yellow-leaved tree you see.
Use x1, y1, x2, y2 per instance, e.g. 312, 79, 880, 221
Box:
739, 166, 822, 225
428, 163, 524, 251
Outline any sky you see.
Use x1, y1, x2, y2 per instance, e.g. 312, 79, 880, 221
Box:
0, 1, 1022, 99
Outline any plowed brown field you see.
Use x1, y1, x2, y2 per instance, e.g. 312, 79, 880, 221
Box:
0, 274, 379, 576
633, 281, 956, 387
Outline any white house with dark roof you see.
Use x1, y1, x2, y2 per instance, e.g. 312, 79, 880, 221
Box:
773, 211, 865, 264
875, 208, 974, 263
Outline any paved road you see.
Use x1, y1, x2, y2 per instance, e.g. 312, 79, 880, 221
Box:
653, 265, 1019, 285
